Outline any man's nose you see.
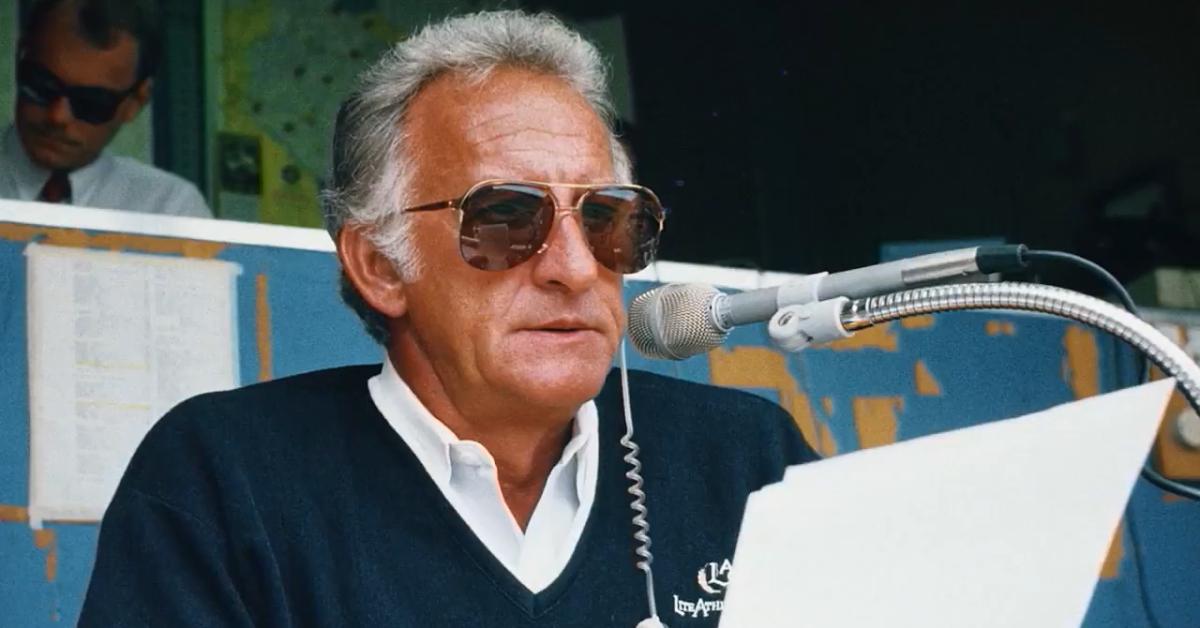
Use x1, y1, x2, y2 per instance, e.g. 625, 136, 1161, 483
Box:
44, 96, 74, 125
530, 209, 601, 293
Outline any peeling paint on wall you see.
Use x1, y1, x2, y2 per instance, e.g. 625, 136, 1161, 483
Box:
986, 320, 1017, 336
852, 396, 903, 449
0, 506, 58, 583
256, 274, 274, 382
32, 529, 57, 582
900, 315, 935, 330
0, 224, 227, 258
1062, 326, 1100, 399
914, 359, 943, 396
1100, 521, 1124, 580
0, 504, 28, 522
709, 346, 838, 456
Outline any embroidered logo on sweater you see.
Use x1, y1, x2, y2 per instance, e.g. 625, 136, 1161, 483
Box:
673, 559, 731, 618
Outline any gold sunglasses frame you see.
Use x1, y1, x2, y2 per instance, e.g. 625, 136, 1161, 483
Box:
399, 179, 666, 271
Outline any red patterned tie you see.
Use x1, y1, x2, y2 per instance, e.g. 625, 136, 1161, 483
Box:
37, 170, 72, 204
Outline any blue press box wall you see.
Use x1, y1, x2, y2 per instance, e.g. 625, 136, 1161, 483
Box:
2, 212, 1199, 626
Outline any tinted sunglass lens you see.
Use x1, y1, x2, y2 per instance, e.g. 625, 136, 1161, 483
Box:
17, 83, 50, 105
460, 184, 553, 270
17, 66, 58, 106
17, 59, 124, 124
69, 92, 122, 124
582, 188, 663, 273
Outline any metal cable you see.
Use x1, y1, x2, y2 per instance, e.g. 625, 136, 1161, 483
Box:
1024, 249, 1150, 383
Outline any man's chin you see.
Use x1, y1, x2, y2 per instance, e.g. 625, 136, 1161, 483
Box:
505, 363, 611, 410
27, 145, 86, 171
20, 131, 88, 171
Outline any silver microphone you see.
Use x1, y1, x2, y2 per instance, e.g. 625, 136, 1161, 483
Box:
628, 245, 1029, 360
628, 284, 729, 360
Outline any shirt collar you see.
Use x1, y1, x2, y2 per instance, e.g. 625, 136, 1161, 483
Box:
367, 356, 599, 493
2, 123, 114, 202
3, 124, 47, 200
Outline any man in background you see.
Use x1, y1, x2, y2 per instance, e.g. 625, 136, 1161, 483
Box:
0, 0, 211, 217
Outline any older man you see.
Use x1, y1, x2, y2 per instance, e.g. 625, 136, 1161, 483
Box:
79, 11, 816, 627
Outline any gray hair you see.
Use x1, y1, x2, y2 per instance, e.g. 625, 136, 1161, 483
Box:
322, 10, 633, 344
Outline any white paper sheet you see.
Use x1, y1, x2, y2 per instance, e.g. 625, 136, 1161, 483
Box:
720, 379, 1175, 628
25, 243, 240, 526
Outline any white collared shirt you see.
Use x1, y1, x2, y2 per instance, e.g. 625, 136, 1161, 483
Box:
0, 124, 212, 218
367, 358, 599, 593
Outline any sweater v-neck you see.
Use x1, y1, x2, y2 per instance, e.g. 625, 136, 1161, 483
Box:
355, 390, 618, 619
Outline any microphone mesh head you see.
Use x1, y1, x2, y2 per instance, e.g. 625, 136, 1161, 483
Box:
628, 283, 729, 360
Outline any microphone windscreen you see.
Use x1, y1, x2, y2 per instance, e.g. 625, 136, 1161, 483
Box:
627, 283, 729, 360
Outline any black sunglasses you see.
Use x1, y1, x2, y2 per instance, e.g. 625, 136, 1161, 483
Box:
402, 180, 666, 274
16, 57, 139, 125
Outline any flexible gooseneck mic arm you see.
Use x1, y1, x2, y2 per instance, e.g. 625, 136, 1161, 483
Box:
833, 282, 1200, 410
767, 281, 1200, 500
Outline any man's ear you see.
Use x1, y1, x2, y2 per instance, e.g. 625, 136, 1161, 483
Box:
338, 226, 408, 318
118, 78, 153, 123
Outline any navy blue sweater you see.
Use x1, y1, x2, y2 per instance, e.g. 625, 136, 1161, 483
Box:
79, 366, 818, 627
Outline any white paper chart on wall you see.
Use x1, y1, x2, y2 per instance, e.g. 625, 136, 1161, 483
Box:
24, 243, 241, 528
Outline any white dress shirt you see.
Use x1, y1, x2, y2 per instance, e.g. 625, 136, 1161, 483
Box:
367, 358, 599, 593
0, 124, 212, 218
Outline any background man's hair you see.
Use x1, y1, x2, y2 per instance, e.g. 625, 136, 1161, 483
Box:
22, 0, 163, 82
322, 9, 633, 345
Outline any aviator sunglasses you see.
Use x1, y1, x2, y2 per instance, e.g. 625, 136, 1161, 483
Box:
16, 56, 139, 125
402, 180, 666, 273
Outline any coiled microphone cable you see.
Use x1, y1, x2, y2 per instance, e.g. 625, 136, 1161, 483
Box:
618, 340, 666, 628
